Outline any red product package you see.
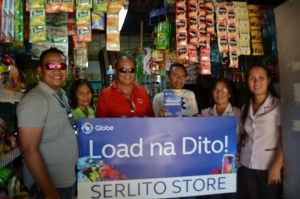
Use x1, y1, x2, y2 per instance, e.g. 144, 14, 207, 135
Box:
177, 45, 189, 61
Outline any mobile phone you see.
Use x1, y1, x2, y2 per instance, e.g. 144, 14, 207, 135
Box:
221, 154, 235, 174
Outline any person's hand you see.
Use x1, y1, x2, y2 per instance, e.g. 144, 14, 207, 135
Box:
193, 113, 203, 117
268, 162, 282, 185
159, 109, 167, 117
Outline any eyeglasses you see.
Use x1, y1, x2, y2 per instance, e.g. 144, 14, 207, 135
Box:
117, 67, 136, 73
213, 87, 229, 92
44, 63, 67, 70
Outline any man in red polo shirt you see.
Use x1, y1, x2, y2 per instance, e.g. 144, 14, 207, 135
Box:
96, 54, 153, 118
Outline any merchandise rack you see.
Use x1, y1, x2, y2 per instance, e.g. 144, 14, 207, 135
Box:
0, 89, 23, 103
0, 148, 21, 168
0, 89, 23, 168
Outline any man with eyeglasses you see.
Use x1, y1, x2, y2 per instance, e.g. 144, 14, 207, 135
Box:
16, 47, 78, 199
96, 54, 153, 118
152, 63, 199, 117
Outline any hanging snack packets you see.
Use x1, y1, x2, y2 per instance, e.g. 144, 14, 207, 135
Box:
92, 12, 105, 30
248, 4, 263, 56
233, 1, 251, 55
106, 31, 120, 51
46, 0, 62, 13
76, 0, 92, 9
61, 0, 74, 12
30, 8, 46, 26
29, 26, 46, 43
72, 35, 87, 49
188, 45, 198, 63
108, 0, 122, 14
205, 1, 215, 35
77, 25, 92, 42
14, 0, 24, 42
93, 0, 108, 13
157, 20, 170, 50
74, 47, 88, 69
49, 26, 68, 43
47, 12, 68, 26
76, 9, 91, 25
29, 0, 44, 9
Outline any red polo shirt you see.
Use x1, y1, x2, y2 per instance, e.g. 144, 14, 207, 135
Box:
96, 81, 154, 118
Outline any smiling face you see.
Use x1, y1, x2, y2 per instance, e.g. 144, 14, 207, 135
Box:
247, 66, 270, 97
115, 58, 136, 87
38, 52, 67, 91
212, 81, 230, 107
168, 66, 187, 89
76, 84, 93, 109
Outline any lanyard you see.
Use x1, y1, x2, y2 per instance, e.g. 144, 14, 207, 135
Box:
53, 92, 78, 134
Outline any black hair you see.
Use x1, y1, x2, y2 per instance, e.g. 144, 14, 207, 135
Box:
241, 64, 280, 125
168, 63, 187, 76
69, 79, 94, 109
208, 78, 235, 107
114, 53, 135, 68
39, 47, 66, 66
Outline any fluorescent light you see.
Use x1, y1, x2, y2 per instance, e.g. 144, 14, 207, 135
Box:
119, 6, 128, 31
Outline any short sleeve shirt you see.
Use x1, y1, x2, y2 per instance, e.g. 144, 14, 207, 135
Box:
240, 93, 281, 170
16, 81, 78, 188
96, 81, 154, 118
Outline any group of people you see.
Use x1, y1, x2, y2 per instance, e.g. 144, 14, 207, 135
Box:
16, 47, 283, 199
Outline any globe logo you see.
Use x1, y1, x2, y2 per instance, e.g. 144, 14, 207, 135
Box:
81, 122, 94, 134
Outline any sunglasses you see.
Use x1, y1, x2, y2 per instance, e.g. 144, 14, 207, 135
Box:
117, 67, 136, 73
44, 63, 67, 70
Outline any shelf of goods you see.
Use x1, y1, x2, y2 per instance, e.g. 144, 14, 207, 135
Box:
0, 89, 23, 168
0, 148, 21, 169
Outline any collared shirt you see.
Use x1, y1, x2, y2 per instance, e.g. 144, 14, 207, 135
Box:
201, 103, 243, 140
72, 107, 95, 122
240, 93, 281, 170
96, 81, 154, 118
16, 81, 78, 188
152, 89, 199, 117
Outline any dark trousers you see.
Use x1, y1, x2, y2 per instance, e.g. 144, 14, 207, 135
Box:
237, 166, 283, 199
29, 182, 76, 199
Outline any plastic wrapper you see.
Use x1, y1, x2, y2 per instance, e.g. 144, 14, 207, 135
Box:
72, 35, 87, 49
92, 12, 105, 30
200, 61, 211, 75
30, 8, 46, 26
188, 45, 198, 63
14, 0, 24, 42
46, 0, 62, 13
93, 0, 108, 13
76, 0, 92, 9
29, 26, 46, 43
60, 0, 74, 12
29, 0, 45, 9
108, 0, 122, 14
77, 25, 92, 42
176, 45, 188, 61
74, 47, 88, 69
76, 9, 91, 25
106, 31, 120, 51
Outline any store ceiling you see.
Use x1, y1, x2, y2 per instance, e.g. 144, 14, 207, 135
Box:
120, 0, 287, 35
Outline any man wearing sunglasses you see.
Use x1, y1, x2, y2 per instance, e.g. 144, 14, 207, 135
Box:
16, 48, 78, 199
96, 54, 154, 118
152, 63, 199, 117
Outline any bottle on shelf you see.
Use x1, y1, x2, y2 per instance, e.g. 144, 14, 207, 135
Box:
105, 65, 115, 87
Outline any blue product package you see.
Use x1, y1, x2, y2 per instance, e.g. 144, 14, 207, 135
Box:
163, 89, 182, 117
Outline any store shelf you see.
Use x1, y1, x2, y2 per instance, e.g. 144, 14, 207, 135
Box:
0, 89, 23, 103
0, 148, 21, 169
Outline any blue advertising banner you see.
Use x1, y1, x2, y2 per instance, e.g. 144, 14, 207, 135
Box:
77, 117, 237, 199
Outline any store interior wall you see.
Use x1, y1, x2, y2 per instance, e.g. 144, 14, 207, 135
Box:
275, 1, 300, 198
